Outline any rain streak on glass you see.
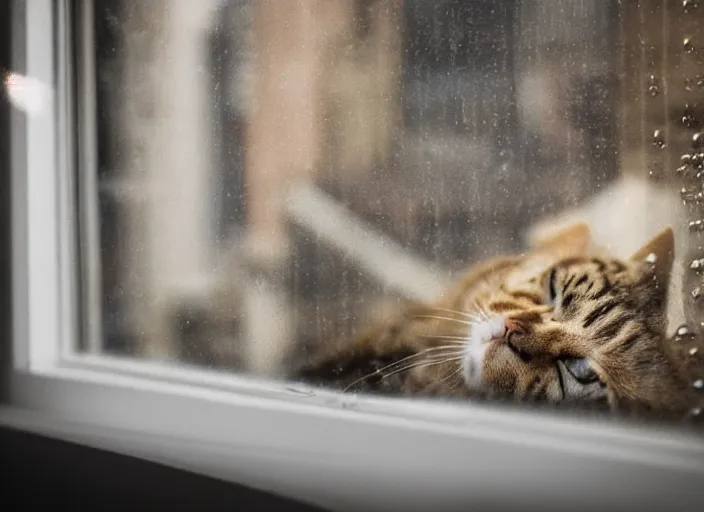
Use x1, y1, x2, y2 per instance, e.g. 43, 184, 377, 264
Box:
83, 0, 704, 422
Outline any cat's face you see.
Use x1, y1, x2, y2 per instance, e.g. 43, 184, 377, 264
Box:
454, 224, 688, 413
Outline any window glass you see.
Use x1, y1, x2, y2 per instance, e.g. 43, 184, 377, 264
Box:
88, 0, 704, 420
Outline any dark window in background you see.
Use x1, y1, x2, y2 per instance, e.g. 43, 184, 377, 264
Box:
208, 0, 251, 250
93, 0, 132, 354
88, 0, 620, 368
399, 0, 618, 263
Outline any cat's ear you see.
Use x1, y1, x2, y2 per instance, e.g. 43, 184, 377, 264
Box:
629, 227, 675, 286
508, 223, 591, 288
533, 222, 591, 258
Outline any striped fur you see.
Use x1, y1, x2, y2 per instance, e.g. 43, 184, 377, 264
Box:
294, 224, 693, 417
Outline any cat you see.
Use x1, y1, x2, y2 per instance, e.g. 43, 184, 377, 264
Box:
292, 223, 695, 418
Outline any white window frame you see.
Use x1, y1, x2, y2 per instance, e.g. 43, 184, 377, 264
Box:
2, 1, 704, 511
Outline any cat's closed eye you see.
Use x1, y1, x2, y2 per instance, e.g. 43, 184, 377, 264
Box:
547, 267, 558, 304
561, 357, 600, 384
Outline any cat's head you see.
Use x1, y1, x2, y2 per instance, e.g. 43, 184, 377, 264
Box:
453, 223, 690, 415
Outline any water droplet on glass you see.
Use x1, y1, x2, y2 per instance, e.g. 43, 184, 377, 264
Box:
678, 325, 691, 336
690, 258, 704, 269
682, 153, 693, 165
685, 77, 694, 91
645, 252, 658, 263
693, 132, 703, 149
693, 153, 704, 169
681, 187, 694, 203
684, 37, 695, 54
689, 219, 704, 232
683, 0, 699, 11
692, 288, 703, 300
341, 393, 359, 409
652, 129, 666, 149
693, 379, 704, 389
648, 85, 660, 97
692, 406, 703, 417
689, 347, 699, 356
682, 107, 696, 127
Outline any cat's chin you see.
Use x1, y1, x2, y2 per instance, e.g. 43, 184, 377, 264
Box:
461, 315, 506, 390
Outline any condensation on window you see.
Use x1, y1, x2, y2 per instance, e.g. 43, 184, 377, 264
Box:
88, 0, 704, 415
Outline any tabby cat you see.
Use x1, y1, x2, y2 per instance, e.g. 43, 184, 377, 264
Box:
293, 223, 694, 418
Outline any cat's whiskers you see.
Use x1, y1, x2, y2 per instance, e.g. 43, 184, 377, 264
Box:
476, 303, 491, 322
413, 314, 476, 327
428, 306, 477, 320
467, 300, 488, 322
447, 374, 465, 392
418, 365, 463, 394
420, 351, 465, 362
433, 365, 463, 388
376, 355, 464, 384
341, 345, 464, 392
422, 334, 469, 344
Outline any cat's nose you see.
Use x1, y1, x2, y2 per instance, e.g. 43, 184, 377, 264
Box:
504, 318, 524, 336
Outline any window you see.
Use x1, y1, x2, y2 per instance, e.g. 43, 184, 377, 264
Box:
3, 1, 704, 510
90, 0, 623, 371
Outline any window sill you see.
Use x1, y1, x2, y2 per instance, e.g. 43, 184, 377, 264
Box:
5, 356, 704, 511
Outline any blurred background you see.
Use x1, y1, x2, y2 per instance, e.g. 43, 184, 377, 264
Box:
87, 0, 704, 382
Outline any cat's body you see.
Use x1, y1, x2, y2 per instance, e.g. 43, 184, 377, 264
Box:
294, 224, 694, 418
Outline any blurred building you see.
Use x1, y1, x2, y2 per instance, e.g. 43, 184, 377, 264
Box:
89, 0, 702, 377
